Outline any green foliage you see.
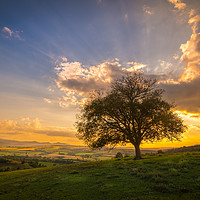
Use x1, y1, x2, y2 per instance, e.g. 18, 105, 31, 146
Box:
76, 73, 186, 159
124, 153, 130, 158
0, 158, 10, 164
115, 152, 123, 158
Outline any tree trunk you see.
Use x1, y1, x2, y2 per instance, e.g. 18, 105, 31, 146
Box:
134, 143, 142, 160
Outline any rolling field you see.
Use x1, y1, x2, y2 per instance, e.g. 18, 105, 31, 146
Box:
0, 152, 200, 200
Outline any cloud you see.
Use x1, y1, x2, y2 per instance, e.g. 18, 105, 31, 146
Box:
54, 56, 200, 113
168, 0, 186, 10
143, 5, 154, 15
48, 86, 55, 92
179, 33, 200, 82
2, 27, 13, 37
0, 118, 75, 137
54, 58, 148, 107
161, 0, 200, 111
54, 53, 200, 115
160, 77, 200, 113
157, 0, 200, 113
154, 60, 174, 74
124, 13, 129, 22
189, 14, 200, 24
167, 0, 200, 83
43, 98, 52, 104
189, 9, 196, 18
175, 110, 200, 122
173, 54, 180, 60
1, 26, 23, 40
188, 14, 200, 33
126, 62, 146, 71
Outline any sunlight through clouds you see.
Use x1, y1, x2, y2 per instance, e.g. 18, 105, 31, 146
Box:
0, 118, 75, 138
168, 0, 186, 10
168, 0, 200, 83
54, 57, 149, 107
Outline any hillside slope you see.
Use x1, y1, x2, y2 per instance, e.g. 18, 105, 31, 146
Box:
165, 145, 200, 153
0, 153, 200, 200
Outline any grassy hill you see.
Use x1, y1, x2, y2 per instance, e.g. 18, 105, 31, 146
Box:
165, 145, 200, 154
0, 152, 200, 200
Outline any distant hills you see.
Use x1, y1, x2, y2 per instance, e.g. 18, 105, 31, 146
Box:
165, 145, 200, 153
0, 139, 69, 147
0, 139, 199, 153
0, 139, 162, 151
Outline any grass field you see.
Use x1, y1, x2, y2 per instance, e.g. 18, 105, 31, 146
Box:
0, 145, 158, 162
0, 152, 200, 200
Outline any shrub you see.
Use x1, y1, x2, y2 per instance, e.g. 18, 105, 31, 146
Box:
0, 158, 9, 163
157, 150, 164, 154
169, 168, 180, 176
124, 153, 130, 158
152, 183, 171, 193
115, 152, 123, 158
69, 170, 79, 174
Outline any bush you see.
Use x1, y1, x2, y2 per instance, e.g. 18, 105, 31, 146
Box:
124, 153, 130, 158
0, 158, 9, 163
115, 152, 123, 158
157, 150, 164, 154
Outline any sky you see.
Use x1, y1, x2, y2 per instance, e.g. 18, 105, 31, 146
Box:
0, 0, 200, 148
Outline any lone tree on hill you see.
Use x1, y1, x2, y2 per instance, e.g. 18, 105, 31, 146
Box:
75, 73, 186, 159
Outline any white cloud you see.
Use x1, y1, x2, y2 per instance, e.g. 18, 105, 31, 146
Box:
0, 118, 75, 137
150, 60, 174, 76
189, 9, 196, 18
54, 58, 147, 107
188, 14, 200, 33
48, 86, 55, 92
179, 33, 200, 82
173, 54, 180, 60
166, 0, 200, 83
0, 118, 41, 132
43, 98, 52, 104
168, 0, 186, 10
2, 27, 13, 37
143, 5, 154, 15
1, 26, 23, 40
54, 55, 200, 114
126, 62, 146, 71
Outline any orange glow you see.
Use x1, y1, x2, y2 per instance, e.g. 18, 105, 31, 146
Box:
0, 110, 199, 148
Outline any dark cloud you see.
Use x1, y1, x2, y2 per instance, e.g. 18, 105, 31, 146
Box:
160, 77, 200, 112
60, 78, 104, 93
55, 58, 200, 113
55, 59, 134, 105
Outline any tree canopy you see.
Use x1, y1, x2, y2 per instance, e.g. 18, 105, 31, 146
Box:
75, 73, 186, 159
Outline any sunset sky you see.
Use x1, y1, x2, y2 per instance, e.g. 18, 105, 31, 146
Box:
0, 0, 200, 148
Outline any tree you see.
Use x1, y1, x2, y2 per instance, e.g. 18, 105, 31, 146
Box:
75, 73, 186, 159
